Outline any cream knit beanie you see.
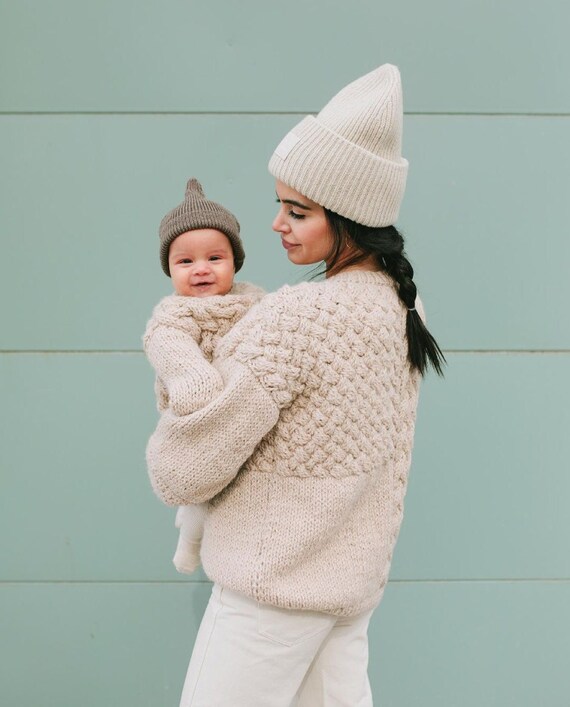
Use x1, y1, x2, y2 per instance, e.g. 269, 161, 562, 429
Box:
268, 64, 408, 226
159, 178, 244, 276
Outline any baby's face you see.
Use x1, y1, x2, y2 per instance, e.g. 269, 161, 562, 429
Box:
168, 229, 235, 297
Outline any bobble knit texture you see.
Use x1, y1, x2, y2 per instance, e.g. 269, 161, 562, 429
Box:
146, 270, 422, 617
143, 282, 264, 415
269, 64, 409, 227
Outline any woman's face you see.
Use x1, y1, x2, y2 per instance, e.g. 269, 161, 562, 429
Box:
272, 181, 334, 266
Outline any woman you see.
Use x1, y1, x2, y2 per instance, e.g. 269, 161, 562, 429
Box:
147, 63, 444, 706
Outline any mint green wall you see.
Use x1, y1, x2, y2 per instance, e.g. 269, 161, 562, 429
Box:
1, 2, 569, 705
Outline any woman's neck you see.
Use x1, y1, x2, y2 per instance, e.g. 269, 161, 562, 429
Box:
325, 254, 379, 279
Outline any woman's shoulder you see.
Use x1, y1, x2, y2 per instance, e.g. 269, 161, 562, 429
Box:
244, 270, 401, 324
229, 281, 266, 301
256, 280, 320, 310
215, 273, 387, 354
236, 280, 339, 336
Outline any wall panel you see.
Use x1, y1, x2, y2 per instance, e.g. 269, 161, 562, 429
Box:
1, 1, 568, 705
1, 0, 569, 113
393, 352, 570, 579
2, 353, 568, 582
1, 581, 568, 707
1, 115, 568, 351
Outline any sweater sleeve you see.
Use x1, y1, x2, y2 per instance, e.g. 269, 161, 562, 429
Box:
143, 318, 224, 416
146, 285, 317, 505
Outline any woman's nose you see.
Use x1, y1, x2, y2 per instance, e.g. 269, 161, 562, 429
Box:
272, 210, 289, 234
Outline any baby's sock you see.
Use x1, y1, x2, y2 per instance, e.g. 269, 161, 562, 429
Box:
172, 504, 208, 574
173, 535, 201, 574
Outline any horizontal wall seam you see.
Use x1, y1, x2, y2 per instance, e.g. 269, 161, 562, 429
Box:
0, 350, 145, 354
444, 349, 570, 354
1, 349, 570, 355
1, 578, 569, 585
1, 111, 569, 118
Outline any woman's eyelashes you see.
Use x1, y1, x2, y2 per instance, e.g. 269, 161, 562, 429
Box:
275, 197, 305, 220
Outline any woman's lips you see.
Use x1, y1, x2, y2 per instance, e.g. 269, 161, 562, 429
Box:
281, 239, 299, 250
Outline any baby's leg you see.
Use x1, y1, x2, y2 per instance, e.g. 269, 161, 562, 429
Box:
173, 503, 208, 574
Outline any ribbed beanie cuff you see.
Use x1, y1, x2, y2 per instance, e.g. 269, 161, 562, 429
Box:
268, 64, 409, 227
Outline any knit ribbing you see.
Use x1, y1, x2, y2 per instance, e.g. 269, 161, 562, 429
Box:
269, 64, 408, 226
159, 178, 244, 276
147, 270, 421, 616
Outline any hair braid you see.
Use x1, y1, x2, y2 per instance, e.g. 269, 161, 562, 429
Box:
322, 209, 446, 376
382, 246, 417, 310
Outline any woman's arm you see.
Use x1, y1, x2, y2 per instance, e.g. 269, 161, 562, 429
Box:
146, 356, 280, 505
146, 284, 315, 505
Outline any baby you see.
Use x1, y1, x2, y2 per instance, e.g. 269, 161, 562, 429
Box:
143, 178, 264, 573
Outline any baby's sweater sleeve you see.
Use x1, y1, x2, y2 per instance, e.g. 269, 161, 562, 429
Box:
146, 285, 316, 505
143, 311, 224, 416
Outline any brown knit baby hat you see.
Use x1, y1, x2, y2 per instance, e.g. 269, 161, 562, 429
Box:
159, 178, 244, 276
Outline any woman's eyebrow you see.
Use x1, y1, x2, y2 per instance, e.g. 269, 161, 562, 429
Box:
276, 195, 312, 210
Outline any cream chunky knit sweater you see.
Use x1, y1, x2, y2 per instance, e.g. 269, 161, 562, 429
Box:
143, 282, 265, 572
143, 282, 265, 416
147, 269, 422, 617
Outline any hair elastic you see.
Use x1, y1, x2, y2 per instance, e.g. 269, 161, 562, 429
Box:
408, 307, 416, 312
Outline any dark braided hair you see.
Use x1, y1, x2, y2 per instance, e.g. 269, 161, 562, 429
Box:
321, 208, 445, 376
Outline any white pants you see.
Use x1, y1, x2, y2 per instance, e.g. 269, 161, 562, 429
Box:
179, 584, 374, 707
